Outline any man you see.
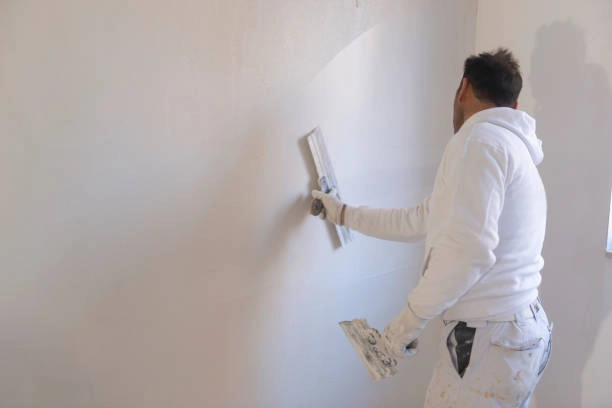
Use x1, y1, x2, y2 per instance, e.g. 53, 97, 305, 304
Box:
312, 49, 552, 407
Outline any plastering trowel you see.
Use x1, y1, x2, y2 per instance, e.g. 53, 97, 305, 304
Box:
339, 319, 399, 380
306, 127, 352, 247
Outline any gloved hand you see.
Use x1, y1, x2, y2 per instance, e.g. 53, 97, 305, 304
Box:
382, 304, 428, 359
311, 189, 345, 225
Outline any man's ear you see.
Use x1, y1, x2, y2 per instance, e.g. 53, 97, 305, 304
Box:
457, 77, 469, 102
512, 101, 518, 109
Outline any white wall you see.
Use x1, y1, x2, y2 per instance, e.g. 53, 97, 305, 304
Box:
0, 1, 476, 407
476, 2, 612, 407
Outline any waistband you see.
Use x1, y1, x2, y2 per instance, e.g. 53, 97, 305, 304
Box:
444, 300, 544, 327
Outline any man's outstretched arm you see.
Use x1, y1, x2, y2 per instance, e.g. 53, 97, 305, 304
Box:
311, 190, 431, 242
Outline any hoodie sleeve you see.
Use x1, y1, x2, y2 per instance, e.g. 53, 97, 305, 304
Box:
343, 195, 431, 242
408, 139, 507, 319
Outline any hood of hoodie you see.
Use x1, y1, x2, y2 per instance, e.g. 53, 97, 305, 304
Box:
464, 107, 544, 165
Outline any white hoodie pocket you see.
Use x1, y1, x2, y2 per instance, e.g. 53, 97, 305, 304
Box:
420, 247, 432, 276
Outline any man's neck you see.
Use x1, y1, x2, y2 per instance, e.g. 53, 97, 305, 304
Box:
463, 101, 498, 124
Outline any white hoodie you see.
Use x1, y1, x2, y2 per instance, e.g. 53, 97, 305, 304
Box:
346, 107, 546, 321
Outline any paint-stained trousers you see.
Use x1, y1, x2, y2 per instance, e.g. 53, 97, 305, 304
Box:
424, 301, 552, 408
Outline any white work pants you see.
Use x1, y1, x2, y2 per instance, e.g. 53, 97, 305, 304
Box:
424, 304, 552, 408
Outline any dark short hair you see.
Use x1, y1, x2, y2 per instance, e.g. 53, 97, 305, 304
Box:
463, 48, 522, 107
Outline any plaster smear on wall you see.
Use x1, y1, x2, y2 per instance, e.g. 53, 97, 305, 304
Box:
249, 5, 478, 406
249, 21, 436, 408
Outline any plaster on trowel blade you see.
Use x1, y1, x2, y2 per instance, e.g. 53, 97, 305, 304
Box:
339, 319, 398, 381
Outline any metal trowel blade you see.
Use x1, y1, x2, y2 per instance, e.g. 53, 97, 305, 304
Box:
339, 319, 399, 381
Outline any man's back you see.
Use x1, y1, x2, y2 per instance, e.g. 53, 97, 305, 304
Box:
482, 112, 547, 313
409, 107, 547, 321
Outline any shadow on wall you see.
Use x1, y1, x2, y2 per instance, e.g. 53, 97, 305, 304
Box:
529, 21, 612, 408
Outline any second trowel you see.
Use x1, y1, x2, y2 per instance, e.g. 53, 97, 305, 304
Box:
338, 319, 399, 381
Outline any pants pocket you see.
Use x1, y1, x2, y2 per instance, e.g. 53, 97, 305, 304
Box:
488, 320, 551, 405
490, 336, 543, 351
537, 322, 553, 376
489, 319, 548, 351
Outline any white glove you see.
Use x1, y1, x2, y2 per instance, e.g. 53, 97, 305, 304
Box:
311, 189, 345, 225
382, 304, 429, 359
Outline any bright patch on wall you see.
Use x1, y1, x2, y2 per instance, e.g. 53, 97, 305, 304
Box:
608, 189, 612, 253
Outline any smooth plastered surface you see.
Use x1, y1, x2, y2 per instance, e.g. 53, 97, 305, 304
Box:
0, 1, 476, 407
